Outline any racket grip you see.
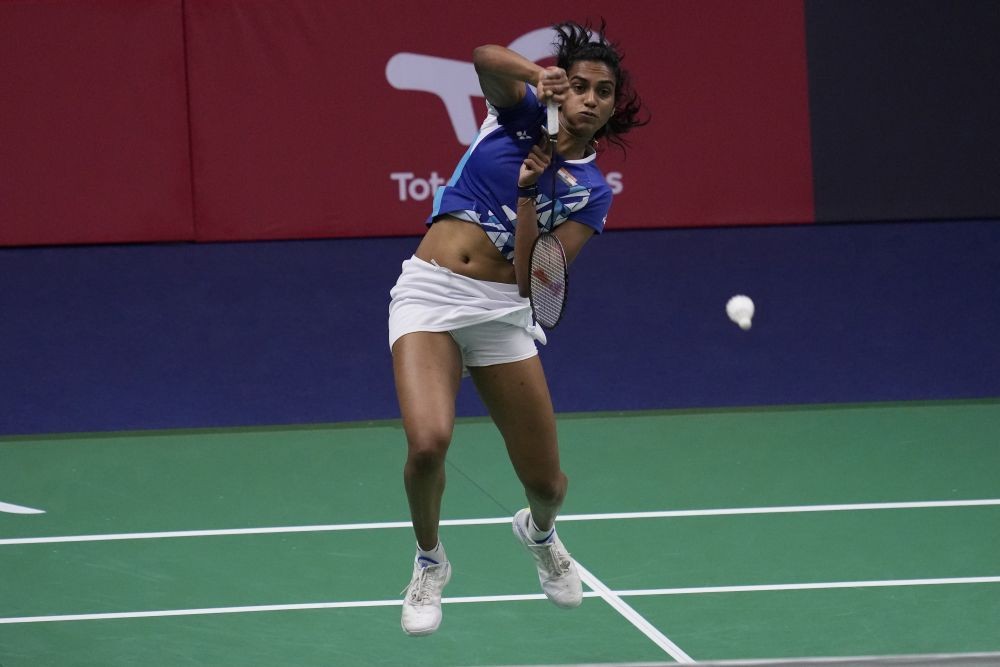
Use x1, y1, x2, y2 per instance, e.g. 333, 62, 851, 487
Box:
546, 100, 559, 139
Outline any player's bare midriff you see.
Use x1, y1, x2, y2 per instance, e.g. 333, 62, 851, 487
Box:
414, 216, 516, 284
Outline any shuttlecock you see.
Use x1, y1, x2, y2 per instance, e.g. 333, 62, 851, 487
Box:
726, 295, 755, 330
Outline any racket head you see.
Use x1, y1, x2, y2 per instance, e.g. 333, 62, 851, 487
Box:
528, 233, 569, 329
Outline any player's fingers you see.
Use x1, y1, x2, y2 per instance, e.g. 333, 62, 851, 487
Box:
528, 144, 550, 167
532, 133, 551, 157
542, 67, 568, 103
539, 142, 553, 162
539, 66, 567, 102
521, 152, 543, 174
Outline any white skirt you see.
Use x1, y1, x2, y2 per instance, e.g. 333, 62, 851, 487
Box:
388, 256, 547, 350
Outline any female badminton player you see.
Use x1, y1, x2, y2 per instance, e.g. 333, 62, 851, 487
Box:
388, 20, 646, 636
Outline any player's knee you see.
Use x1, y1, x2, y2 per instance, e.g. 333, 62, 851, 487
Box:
405, 430, 451, 473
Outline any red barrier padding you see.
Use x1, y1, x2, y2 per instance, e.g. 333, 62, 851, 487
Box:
0, 1, 194, 247
185, 0, 815, 241
621, 0, 815, 228
2, 1, 813, 246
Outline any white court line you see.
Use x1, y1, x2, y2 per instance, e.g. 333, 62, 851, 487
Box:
614, 575, 1000, 597
1, 576, 996, 625
556, 498, 1000, 522
474, 652, 1000, 667
3, 498, 998, 546
0, 593, 579, 625
0, 501, 45, 515
576, 560, 694, 663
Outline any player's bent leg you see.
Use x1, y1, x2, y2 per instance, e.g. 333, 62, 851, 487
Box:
392, 332, 463, 635
469, 356, 564, 525
469, 357, 583, 608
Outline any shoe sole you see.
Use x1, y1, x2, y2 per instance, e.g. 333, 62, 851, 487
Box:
401, 622, 439, 637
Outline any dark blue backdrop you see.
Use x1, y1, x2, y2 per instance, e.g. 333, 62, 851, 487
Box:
805, 0, 1000, 222
2, 220, 998, 436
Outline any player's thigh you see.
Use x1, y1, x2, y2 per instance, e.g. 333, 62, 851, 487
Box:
469, 357, 561, 479
392, 332, 464, 450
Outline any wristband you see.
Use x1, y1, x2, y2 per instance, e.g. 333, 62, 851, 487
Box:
517, 184, 538, 198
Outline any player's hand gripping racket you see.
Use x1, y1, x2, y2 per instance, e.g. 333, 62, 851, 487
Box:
528, 100, 568, 329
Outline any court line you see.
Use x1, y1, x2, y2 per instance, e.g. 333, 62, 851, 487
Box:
470, 651, 1000, 667
556, 498, 1000, 521
3, 498, 998, 546
2, 575, 996, 625
0, 501, 45, 515
0, 594, 570, 625
576, 560, 694, 663
615, 575, 1000, 597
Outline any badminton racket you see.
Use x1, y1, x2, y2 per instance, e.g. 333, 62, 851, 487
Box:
528, 232, 568, 329
528, 100, 567, 329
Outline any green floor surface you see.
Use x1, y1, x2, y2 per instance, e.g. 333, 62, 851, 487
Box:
2, 399, 998, 665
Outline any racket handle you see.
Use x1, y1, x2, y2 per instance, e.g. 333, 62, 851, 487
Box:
546, 100, 559, 139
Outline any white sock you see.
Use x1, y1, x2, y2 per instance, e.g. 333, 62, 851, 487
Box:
416, 541, 447, 567
527, 514, 555, 544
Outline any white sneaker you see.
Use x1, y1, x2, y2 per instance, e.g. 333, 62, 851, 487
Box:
400, 558, 452, 636
512, 508, 582, 608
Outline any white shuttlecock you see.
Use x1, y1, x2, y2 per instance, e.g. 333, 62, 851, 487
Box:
726, 295, 755, 330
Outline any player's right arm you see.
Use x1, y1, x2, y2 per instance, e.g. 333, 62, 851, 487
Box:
472, 45, 567, 109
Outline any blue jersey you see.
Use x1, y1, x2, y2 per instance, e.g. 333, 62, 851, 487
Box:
428, 86, 612, 260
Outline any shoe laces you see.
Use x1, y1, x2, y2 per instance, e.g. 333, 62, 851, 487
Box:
533, 541, 572, 577
401, 564, 441, 604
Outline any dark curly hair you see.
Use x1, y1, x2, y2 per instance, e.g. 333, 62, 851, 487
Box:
552, 19, 648, 152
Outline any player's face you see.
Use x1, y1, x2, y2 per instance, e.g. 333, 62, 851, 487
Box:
561, 60, 616, 140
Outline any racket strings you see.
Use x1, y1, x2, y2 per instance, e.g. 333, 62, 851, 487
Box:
528, 135, 566, 329
530, 235, 567, 328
